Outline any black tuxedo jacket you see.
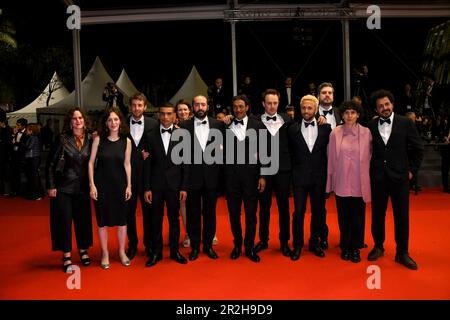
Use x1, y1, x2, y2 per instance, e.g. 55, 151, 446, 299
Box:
179, 117, 225, 190
128, 116, 158, 189
368, 114, 424, 183
224, 116, 267, 178
319, 106, 342, 126
288, 121, 331, 187
143, 127, 189, 192
255, 112, 294, 173
279, 86, 298, 109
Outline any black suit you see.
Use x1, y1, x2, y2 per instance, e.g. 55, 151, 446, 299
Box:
279, 86, 298, 109
11, 129, 28, 195
368, 114, 423, 254
318, 106, 341, 128
257, 113, 293, 246
225, 117, 266, 250
143, 127, 189, 255
126, 116, 158, 253
288, 121, 331, 249
179, 117, 225, 250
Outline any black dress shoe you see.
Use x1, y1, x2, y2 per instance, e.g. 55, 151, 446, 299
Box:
280, 243, 292, 257
319, 239, 329, 250
189, 248, 200, 261
230, 246, 241, 260
395, 253, 418, 270
170, 251, 188, 264
203, 247, 219, 259
145, 247, 153, 258
245, 249, 261, 263
309, 246, 325, 258
145, 252, 162, 267
368, 247, 384, 261
290, 247, 302, 261
350, 249, 361, 263
126, 247, 138, 260
341, 249, 351, 261
254, 241, 268, 253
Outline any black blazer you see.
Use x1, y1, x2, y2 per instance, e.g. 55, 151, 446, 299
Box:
368, 114, 424, 183
288, 121, 331, 187
255, 112, 294, 173
318, 106, 342, 126
128, 116, 158, 189
224, 116, 267, 178
179, 117, 225, 190
143, 127, 189, 192
46, 133, 93, 193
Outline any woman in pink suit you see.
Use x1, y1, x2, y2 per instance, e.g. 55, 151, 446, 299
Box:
326, 101, 372, 263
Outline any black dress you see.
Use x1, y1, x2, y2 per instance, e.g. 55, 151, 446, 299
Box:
94, 137, 127, 227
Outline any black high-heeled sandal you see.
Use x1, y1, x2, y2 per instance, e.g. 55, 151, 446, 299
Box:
79, 250, 91, 266
62, 256, 73, 273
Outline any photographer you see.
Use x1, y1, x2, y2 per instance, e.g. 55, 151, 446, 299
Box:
103, 82, 128, 117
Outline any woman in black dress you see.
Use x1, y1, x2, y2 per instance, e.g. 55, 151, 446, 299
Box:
46, 107, 93, 273
88, 107, 132, 269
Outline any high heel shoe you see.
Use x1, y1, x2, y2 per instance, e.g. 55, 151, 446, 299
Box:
100, 255, 110, 270
79, 250, 91, 266
62, 256, 73, 273
120, 254, 131, 267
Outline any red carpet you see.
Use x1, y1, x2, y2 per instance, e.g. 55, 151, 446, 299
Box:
1, 189, 449, 300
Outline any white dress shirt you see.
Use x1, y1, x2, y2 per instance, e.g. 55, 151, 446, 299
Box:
301, 119, 318, 153
378, 112, 395, 145
194, 117, 210, 151
230, 116, 248, 141
261, 112, 284, 136
130, 116, 144, 147
319, 105, 337, 129
160, 124, 173, 155
286, 87, 292, 105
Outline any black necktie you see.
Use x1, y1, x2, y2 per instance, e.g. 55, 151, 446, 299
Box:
161, 128, 172, 134
379, 118, 391, 125
197, 120, 207, 125
131, 120, 142, 125
304, 121, 315, 128
233, 119, 244, 125
323, 109, 333, 116
266, 116, 276, 121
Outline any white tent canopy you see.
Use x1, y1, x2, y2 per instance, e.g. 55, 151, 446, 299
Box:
37, 57, 113, 116
7, 72, 69, 124
115, 68, 156, 112
169, 65, 208, 105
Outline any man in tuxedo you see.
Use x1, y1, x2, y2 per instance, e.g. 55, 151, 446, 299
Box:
421, 73, 444, 118
125, 92, 158, 260
288, 95, 331, 260
143, 103, 188, 267
11, 118, 28, 197
254, 89, 293, 258
279, 76, 297, 109
225, 95, 266, 263
179, 95, 225, 261
208, 77, 230, 117
316, 82, 341, 249
367, 90, 423, 270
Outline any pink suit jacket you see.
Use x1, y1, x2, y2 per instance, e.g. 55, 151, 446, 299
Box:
326, 123, 372, 203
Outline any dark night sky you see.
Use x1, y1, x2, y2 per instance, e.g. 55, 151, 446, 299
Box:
2, 1, 448, 107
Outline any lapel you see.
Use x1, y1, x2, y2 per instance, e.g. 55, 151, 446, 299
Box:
66, 135, 78, 153
296, 122, 310, 153
155, 128, 168, 158
371, 118, 384, 146
386, 114, 398, 147
311, 125, 322, 153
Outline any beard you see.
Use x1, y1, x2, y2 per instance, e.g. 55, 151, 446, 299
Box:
194, 109, 206, 119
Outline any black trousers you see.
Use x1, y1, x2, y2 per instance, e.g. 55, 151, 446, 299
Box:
371, 177, 410, 254
151, 190, 180, 254
186, 187, 217, 250
335, 196, 366, 251
292, 183, 326, 248
125, 186, 152, 251
226, 173, 259, 250
25, 157, 42, 200
258, 170, 291, 245
441, 145, 450, 191
50, 191, 93, 252
11, 153, 24, 195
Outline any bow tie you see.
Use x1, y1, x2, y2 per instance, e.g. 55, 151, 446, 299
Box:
131, 120, 142, 125
323, 109, 333, 116
233, 119, 244, 125
379, 118, 391, 125
266, 116, 276, 121
197, 120, 207, 125
161, 128, 172, 134
304, 121, 315, 128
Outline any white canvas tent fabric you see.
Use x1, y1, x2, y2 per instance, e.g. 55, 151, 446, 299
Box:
169, 65, 208, 105
7, 72, 69, 123
115, 68, 157, 113
37, 57, 113, 116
